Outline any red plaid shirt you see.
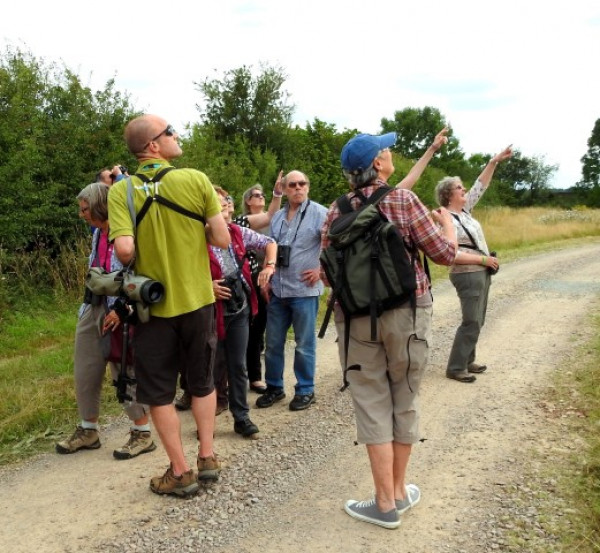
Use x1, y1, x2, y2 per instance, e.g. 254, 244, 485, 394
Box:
320, 180, 457, 299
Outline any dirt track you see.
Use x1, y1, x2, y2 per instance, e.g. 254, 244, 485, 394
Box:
1, 240, 599, 553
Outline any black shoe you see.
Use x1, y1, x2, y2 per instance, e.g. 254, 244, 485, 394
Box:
468, 363, 487, 374
256, 388, 285, 408
446, 370, 476, 383
289, 393, 315, 411
234, 419, 259, 437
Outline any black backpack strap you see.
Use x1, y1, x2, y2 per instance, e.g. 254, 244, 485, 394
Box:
131, 167, 206, 227
451, 212, 482, 252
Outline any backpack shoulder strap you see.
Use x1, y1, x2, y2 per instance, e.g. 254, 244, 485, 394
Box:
336, 193, 353, 214
366, 185, 394, 206
131, 167, 206, 227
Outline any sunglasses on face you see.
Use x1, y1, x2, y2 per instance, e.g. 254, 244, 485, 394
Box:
144, 124, 176, 150
250, 193, 265, 199
287, 180, 308, 188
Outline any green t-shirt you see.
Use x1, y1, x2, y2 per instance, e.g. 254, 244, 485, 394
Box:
108, 160, 222, 318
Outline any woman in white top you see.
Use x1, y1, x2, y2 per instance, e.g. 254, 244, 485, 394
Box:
435, 145, 512, 383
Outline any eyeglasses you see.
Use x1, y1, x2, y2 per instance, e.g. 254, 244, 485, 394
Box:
287, 180, 308, 188
250, 193, 265, 199
144, 124, 176, 150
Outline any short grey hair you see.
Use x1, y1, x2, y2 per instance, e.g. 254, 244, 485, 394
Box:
435, 176, 461, 207
242, 183, 264, 215
77, 183, 110, 222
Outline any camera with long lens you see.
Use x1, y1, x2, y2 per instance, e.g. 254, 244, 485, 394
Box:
277, 244, 291, 268
85, 267, 164, 323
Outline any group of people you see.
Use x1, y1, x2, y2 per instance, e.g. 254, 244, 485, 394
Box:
56, 112, 512, 528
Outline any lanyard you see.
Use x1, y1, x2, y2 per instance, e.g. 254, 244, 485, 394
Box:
277, 200, 310, 245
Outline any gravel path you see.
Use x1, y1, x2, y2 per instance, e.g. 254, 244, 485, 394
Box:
1, 240, 599, 553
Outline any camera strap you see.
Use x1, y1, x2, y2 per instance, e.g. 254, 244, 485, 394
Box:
126, 168, 207, 228
451, 212, 484, 253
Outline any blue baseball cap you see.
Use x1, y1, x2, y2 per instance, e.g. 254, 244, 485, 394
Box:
340, 132, 397, 174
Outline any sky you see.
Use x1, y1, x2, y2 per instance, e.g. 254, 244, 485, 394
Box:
1, 0, 599, 189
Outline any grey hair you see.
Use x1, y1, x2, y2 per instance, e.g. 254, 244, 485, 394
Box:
242, 183, 264, 215
435, 176, 462, 207
342, 166, 379, 190
77, 183, 110, 222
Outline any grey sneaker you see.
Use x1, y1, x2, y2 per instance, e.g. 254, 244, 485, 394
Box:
396, 484, 421, 514
113, 430, 157, 460
56, 426, 101, 454
150, 464, 199, 497
197, 453, 221, 481
174, 391, 192, 411
344, 498, 400, 529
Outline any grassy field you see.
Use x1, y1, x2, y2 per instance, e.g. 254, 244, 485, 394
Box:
1, 207, 599, 470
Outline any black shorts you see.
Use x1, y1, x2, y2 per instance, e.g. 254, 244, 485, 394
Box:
133, 304, 217, 406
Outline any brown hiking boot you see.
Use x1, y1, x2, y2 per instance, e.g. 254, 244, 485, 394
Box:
149, 464, 199, 497
197, 453, 221, 481
113, 430, 157, 460
174, 391, 192, 411
56, 426, 101, 454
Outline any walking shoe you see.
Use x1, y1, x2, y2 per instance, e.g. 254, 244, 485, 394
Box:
396, 484, 421, 514
174, 390, 192, 411
113, 430, 157, 460
197, 453, 221, 481
234, 418, 259, 438
216, 402, 229, 416
149, 464, 199, 497
289, 393, 315, 411
446, 370, 476, 383
344, 498, 400, 529
256, 388, 285, 408
55, 426, 101, 454
468, 362, 488, 374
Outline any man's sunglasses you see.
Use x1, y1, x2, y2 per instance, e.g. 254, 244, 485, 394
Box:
144, 124, 176, 150
287, 180, 308, 188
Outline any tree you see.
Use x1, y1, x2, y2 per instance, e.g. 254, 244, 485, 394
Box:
195, 64, 294, 157
380, 106, 466, 172
578, 118, 600, 206
510, 154, 558, 205
0, 47, 138, 253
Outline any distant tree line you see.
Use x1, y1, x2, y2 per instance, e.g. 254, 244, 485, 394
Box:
1, 48, 598, 261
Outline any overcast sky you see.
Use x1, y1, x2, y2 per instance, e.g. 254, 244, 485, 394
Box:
2, 0, 599, 188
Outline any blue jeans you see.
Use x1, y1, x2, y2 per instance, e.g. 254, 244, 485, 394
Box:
265, 295, 319, 394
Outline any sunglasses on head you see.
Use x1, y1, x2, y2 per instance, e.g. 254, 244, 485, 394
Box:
144, 124, 176, 150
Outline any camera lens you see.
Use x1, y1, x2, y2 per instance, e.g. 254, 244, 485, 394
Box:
140, 280, 165, 304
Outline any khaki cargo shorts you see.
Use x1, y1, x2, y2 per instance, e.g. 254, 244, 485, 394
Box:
335, 306, 432, 445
